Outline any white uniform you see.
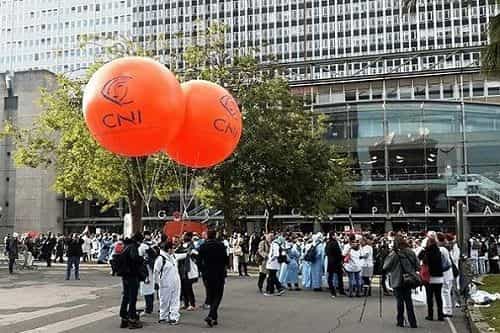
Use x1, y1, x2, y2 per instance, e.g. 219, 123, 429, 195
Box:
154, 250, 186, 322
440, 246, 454, 316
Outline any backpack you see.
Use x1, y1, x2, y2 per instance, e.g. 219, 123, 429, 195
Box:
144, 246, 158, 271
277, 247, 289, 264
304, 244, 317, 263
113, 243, 130, 277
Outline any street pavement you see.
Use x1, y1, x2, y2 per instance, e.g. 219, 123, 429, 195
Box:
0, 264, 469, 333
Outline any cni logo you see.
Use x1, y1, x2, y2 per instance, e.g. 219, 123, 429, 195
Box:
219, 95, 239, 119
101, 76, 134, 106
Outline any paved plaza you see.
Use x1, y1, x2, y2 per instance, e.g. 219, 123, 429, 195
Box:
0, 265, 468, 333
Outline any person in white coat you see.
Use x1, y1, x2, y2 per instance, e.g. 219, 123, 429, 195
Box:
437, 233, 454, 317
82, 234, 92, 263
154, 241, 187, 326
264, 235, 286, 296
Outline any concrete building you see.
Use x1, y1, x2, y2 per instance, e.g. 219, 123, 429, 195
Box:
0, 0, 132, 75
0, 70, 63, 237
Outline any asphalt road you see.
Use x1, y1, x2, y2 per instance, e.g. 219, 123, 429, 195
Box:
0, 264, 469, 333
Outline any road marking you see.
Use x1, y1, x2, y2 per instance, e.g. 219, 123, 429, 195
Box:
0, 304, 87, 326
20, 306, 120, 333
446, 317, 458, 333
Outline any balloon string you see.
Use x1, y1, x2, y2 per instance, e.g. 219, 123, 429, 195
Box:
183, 168, 198, 215
120, 158, 148, 210
168, 160, 185, 215
146, 155, 164, 209
135, 157, 150, 213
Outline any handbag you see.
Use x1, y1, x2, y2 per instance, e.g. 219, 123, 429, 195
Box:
419, 263, 430, 284
398, 254, 422, 289
187, 258, 199, 280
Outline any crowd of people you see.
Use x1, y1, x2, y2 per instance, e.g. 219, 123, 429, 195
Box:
2, 227, 496, 329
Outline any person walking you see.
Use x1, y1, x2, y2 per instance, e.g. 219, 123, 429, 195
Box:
6, 232, 19, 274
198, 230, 229, 327
256, 234, 270, 293
118, 232, 145, 329
65, 233, 84, 280
326, 232, 343, 297
419, 237, 446, 322
264, 235, 286, 296
383, 237, 419, 328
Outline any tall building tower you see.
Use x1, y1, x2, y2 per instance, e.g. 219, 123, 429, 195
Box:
0, 0, 133, 74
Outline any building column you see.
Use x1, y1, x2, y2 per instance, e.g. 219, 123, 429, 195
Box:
384, 217, 393, 232
313, 220, 321, 233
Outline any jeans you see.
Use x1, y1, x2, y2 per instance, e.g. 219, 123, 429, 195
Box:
258, 272, 267, 291
181, 279, 195, 307
120, 277, 140, 320
206, 279, 225, 321
144, 294, 154, 314
8, 257, 15, 274
238, 261, 248, 276
66, 256, 80, 280
266, 269, 283, 294
425, 283, 444, 319
347, 271, 361, 294
394, 287, 417, 327
327, 271, 341, 295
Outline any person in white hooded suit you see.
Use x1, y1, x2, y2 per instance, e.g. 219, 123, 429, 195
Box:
154, 241, 187, 325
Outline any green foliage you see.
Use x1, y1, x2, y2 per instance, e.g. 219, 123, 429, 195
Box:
2, 23, 350, 232
3, 60, 177, 231
181, 23, 350, 227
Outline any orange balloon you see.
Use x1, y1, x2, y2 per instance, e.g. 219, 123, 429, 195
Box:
83, 57, 185, 157
164, 80, 242, 168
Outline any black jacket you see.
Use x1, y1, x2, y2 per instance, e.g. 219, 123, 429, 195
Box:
121, 239, 144, 278
66, 238, 84, 257
325, 239, 343, 272
198, 239, 228, 282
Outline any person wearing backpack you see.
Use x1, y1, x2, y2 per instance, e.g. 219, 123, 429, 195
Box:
138, 231, 157, 315
118, 232, 145, 330
154, 240, 187, 326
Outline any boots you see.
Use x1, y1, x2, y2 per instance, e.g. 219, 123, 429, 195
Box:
128, 319, 143, 329
120, 319, 128, 329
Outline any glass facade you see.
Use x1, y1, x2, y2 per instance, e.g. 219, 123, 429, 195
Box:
320, 98, 500, 229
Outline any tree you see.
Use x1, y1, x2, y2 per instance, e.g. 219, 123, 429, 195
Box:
2, 56, 177, 234
181, 24, 351, 232
402, 0, 498, 75
2, 24, 350, 235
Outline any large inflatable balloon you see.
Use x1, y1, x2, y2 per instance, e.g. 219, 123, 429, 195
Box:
164, 80, 242, 168
83, 57, 185, 157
